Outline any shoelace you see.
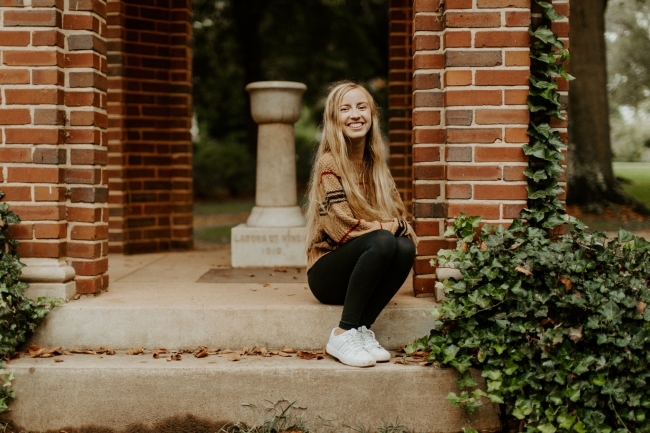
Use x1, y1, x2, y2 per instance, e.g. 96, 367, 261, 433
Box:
342, 330, 367, 354
358, 327, 381, 349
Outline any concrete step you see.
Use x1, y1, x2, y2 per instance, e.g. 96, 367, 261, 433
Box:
28, 249, 437, 351
4, 352, 500, 432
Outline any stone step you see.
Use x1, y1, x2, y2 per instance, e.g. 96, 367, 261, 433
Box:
28, 250, 437, 351
4, 352, 500, 432
29, 281, 435, 351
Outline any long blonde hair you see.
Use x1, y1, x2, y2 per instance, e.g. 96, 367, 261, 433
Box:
305, 81, 407, 249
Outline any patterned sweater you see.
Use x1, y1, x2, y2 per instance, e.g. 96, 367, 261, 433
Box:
307, 153, 417, 270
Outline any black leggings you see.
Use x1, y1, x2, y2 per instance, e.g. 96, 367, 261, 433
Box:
307, 230, 416, 330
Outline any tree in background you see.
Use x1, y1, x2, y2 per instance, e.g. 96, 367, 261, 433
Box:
607, 0, 650, 162
568, 0, 649, 214
192, 0, 389, 199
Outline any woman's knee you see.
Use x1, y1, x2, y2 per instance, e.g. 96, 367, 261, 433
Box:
366, 230, 397, 257
395, 237, 416, 262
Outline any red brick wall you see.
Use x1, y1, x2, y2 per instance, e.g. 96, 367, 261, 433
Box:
106, 0, 193, 254
388, 0, 414, 211
0, 0, 109, 293
406, 0, 550, 297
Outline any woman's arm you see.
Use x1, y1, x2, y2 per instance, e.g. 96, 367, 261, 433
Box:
317, 155, 401, 245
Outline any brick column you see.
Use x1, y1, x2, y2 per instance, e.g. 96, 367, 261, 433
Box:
411, 0, 533, 297
0, 0, 108, 297
106, 0, 193, 254
388, 0, 414, 212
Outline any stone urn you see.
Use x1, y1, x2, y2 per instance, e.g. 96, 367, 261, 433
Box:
245, 81, 307, 228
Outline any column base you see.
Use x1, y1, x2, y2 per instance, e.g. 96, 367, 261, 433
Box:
20, 258, 76, 301
231, 224, 307, 268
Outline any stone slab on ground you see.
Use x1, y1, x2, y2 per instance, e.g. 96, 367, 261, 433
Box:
4, 353, 500, 433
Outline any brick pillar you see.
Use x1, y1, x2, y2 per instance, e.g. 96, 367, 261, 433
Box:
411, 0, 535, 297
106, 0, 193, 254
0, 0, 108, 297
388, 0, 414, 212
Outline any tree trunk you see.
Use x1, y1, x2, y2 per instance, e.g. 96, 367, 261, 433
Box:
232, 0, 266, 157
567, 0, 630, 211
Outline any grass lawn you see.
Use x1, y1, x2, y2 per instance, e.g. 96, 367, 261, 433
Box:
194, 199, 254, 216
613, 162, 650, 208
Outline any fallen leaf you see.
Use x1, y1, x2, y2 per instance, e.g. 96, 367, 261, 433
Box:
126, 347, 144, 355
153, 353, 160, 359
568, 326, 583, 343
40, 353, 53, 358
28, 345, 42, 358
106, 349, 116, 355
263, 283, 271, 287
560, 276, 572, 291
277, 351, 292, 357
292, 276, 298, 280
194, 347, 209, 358
221, 349, 234, 354
297, 351, 322, 360
480, 242, 488, 252
638, 301, 646, 315
459, 243, 468, 252
170, 353, 182, 361
83, 350, 96, 355
69, 349, 85, 354
63, 351, 72, 356
393, 358, 409, 365
515, 266, 533, 276
54, 359, 64, 363
418, 361, 432, 366
510, 242, 523, 250
248, 274, 255, 277
72, 294, 81, 300
282, 347, 297, 353
228, 354, 241, 362
274, 268, 288, 273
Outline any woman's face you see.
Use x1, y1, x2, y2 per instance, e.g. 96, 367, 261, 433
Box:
339, 88, 372, 143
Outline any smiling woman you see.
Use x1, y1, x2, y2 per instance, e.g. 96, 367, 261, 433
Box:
303, 81, 417, 368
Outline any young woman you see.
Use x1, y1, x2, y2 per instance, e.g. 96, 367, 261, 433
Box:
305, 81, 417, 368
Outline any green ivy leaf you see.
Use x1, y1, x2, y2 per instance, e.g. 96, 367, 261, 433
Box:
537, 422, 557, 433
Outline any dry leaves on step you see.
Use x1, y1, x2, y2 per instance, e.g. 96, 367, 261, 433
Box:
273, 268, 288, 273
126, 347, 145, 355
282, 348, 297, 353
194, 347, 209, 358
263, 283, 271, 287
168, 353, 182, 361
277, 351, 292, 357
228, 354, 241, 362
28, 345, 63, 358
393, 358, 409, 365
297, 350, 324, 360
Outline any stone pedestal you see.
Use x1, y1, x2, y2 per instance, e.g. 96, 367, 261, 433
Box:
21, 258, 76, 301
232, 81, 308, 268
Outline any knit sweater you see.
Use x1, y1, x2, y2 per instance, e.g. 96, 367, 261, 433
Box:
306, 153, 417, 270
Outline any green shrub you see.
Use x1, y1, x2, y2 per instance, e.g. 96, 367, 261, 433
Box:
408, 215, 650, 433
0, 191, 58, 412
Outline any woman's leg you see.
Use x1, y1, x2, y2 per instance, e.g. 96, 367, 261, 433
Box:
358, 236, 415, 328
307, 230, 414, 330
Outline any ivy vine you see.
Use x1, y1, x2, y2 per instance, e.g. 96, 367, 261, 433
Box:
522, 0, 573, 230
408, 2, 650, 433
0, 191, 57, 413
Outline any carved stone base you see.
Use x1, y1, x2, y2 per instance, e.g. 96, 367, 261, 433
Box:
231, 224, 307, 268
20, 258, 76, 301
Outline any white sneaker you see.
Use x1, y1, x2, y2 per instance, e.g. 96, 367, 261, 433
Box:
326, 328, 375, 367
357, 326, 391, 362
